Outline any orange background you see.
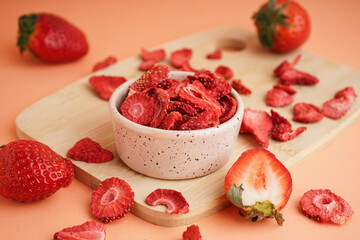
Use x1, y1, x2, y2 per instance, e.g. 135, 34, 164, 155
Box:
1, 0, 360, 239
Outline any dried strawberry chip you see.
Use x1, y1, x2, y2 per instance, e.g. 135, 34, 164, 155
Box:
157, 78, 180, 99
322, 98, 352, 119
279, 68, 319, 86
141, 48, 166, 62
300, 189, 354, 224
168, 101, 197, 116
188, 69, 217, 89
232, 79, 252, 95
180, 111, 220, 130
129, 64, 170, 92
159, 111, 183, 130
266, 88, 294, 107
67, 137, 114, 163
214, 65, 233, 80
179, 61, 198, 72
120, 92, 155, 125
150, 88, 170, 128
89, 75, 127, 101
145, 189, 189, 214
139, 59, 157, 71
54, 221, 106, 240
293, 102, 323, 123
62, 158, 74, 187
219, 95, 237, 123
272, 123, 307, 142
270, 109, 291, 126
334, 86, 357, 104
182, 224, 202, 240
92, 56, 118, 72
240, 108, 273, 148
171, 48, 193, 68
91, 177, 134, 223
210, 75, 232, 100
274, 54, 301, 77
206, 49, 222, 60
273, 84, 297, 95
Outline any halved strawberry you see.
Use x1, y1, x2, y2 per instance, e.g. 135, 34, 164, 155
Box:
300, 189, 354, 224
224, 148, 292, 225
182, 224, 202, 240
141, 48, 166, 62
171, 48, 193, 68
92, 56, 117, 72
120, 92, 155, 125
266, 87, 294, 107
334, 86, 357, 104
54, 221, 106, 240
146, 188, 189, 214
322, 98, 352, 119
206, 49, 222, 60
219, 95, 237, 123
150, 88, 170, 128
231, 79, 252, 95
159, 111, 184, 130
215, 65, 234, 80
89, 75, 127, 101
293, 102, 323, 123
91, 177, 134, 223
129, 64, 170, 92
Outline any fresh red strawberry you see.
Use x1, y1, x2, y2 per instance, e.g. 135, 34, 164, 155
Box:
219, 95, 237, 123
17, 13, 88, 63
129, 64, 170, 92
206, 49, 222, 60
91, 177, 134, 223
224, 148, 292, 225
215, 65, 234, 80
293, 102, 323, 123
180, 111, 220, 130
274, 55, 301, 77
273, 84, 297, 95
179, 61, 198, 72
54, 221, 106, 240
232, 79, 252, 95
279, 68, 319, 85
92, 56, 118, 72
266, 87, 294, 107
300, 189, 354, 224
67, 137, 113, 163
334, 86, 357, 104
150, 88, 171, 128
160, 111, 184, 130
145, 189, 189, 214
182, 225, 202, 240
0, 140, 73, 202
167, 101, 197, 117
271, 110, 306, 142
171, 48, 193, 68
89, 75, 126, 101
322, 98, 352, 119
240, 108, 273, 148
141, 48, 166, 62
62, 158, 74, 187
120, 92, 155, 125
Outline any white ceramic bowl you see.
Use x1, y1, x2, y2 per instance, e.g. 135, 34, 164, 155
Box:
109, 71, 244, 180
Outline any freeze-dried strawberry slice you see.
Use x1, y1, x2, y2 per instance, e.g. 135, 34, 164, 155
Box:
210, 75, 232, 100
129, 64, 170, 92
182, 225, 202, 240
89, 75, 127, 100
272, 123, 307, 142
159, 111, 183, 130
141, 48, 166, 62
219, 95, 237, 123
92, 56, 117, 72
334, 86, 357, 104
266, 88, 294, 107
273, 84, 297, 95
322, 98, 352, 119
120, 92, 155, 125
62, 158, 74, 187
91, 177, 134, 223
180, 111, 220, 130
157, 78, 180, 99
279, 68, 319, 86
300, 189, 354, 224
293, 102, 323, 123
145, 189, 189, 214
150, 88, 170, 128
188, 69, 217, 89
139, 59, 157, 71
168, 101, 197, 116
215, 65, 233, 80
179, 61, 198, 73
54, 221, 106, 240
67, 137, 113, 163
270, 109, 291, 126
274, 54, 301, 77
206, 49, 222, 60
171, 48, 193, 68
232, 79, 252, 95
240, 108, 273, 148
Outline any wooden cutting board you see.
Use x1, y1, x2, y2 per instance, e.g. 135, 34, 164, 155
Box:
15, 27, 360, 227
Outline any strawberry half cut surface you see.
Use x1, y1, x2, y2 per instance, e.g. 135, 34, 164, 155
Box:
67, 137, 113, 163
89, 75, 126, 101
224, 148, 292, 225
120, 92, 155, 125
182, 224, 202, 240
300, 189, 354, 224
91, 177, 134, 223
145, 189, 189, 214
54, 221, 106, 240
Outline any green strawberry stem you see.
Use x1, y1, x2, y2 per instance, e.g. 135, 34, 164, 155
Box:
17, 14, 38, 59
0, 144, 4, 149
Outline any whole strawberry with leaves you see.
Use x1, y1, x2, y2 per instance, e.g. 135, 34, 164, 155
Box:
0, 140, 74, 202
17, 13, 89, 63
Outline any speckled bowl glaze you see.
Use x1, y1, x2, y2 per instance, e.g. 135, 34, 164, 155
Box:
109, 71, 244, 180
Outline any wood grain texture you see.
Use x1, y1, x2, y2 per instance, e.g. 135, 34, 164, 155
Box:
15, 27, 360, 227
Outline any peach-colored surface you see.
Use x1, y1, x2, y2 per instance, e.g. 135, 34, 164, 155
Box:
1, 0, 359, 239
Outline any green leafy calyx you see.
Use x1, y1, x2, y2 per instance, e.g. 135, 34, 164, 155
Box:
17, 14, 38, 55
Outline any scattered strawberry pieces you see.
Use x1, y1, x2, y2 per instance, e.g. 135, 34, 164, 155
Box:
334, 86, 357, 104
54, 221, 106, 240
91, 177, 134, 223
120, 92, 155, 125
182, 224, 202, 240
274, 55, 301, 77
224, 148, 292, 225
271, 110, 306, 142
0, 140, 74, 202
67, 137, 114, 163
146, 189, 189, 214
266, 87, 294, 107
240, 108, 273, 148
130, 64, 170, 92
293, 102, 323, 123
171, 48, 193, 68
300, 189, 354, 224
206, 49, 222, 60
231, 79, 252, 95
214, 65, 233, 80
322, 98, 352, 119
89, 75, 127, 100
92, 56, 118, 72
141, 48, 166, 62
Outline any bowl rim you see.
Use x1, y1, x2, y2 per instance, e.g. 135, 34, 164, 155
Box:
109, 71, 244, 139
